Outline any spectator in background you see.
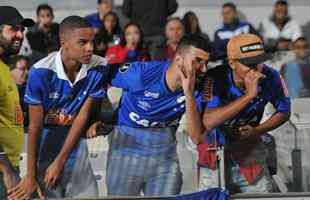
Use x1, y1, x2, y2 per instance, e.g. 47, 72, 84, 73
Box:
122, 0, 178, 58
93, 30, 110, 57
214, 2, 258, 60
282, 37, 310, 98
259, 0, 302, 53
265, 37, 295, 72
85, 0, 113, 31
96, 11, 122, 49
106, 22, 150, 64
153, 17, 184, 60
10, 56, 30, 126
26, 4, 60, 65
182, 11, 213, 59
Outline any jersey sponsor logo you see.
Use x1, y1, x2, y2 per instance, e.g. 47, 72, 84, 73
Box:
119, 63, 131, 73
129, 112, 159, 127
44, 109, 76, 126
49, 92, 60, 99
203, 77, 214, 100
144, 91, 160, 99
137, 100, 151, 111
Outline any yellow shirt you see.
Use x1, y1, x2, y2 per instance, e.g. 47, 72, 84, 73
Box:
0, 59, 24, 167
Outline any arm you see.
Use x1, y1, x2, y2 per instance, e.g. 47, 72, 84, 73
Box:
8, 105, 44, 200
26, 105, 44, 179
180, 46, 210, 144
202, 95, 254, 133
185, 95, 205, 144
59, 98, 97, 161
203, 70, 265, 133
122, 0, 132, 18
254, 112, 290, 136
0, 148, 20, 191
239, 73, 291, 139
44, 97, 99, 187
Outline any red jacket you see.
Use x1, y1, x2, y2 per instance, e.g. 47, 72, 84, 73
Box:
106, 44, 150, 64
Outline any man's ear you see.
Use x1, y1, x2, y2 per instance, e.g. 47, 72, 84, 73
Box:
59, 33, 66, 47
174, 54, 183, 67
229, 59, 236, 70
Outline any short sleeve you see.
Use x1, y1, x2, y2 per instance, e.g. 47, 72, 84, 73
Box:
24, 69, 46, 105
88, 67, 108, 99
270, 72, 291, 113
109, 62, 143, 91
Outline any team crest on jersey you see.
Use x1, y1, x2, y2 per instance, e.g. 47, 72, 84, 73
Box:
203, 77, 214, 101
119, 63, 131, 73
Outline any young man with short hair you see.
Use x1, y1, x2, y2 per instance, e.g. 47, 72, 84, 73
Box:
9, 16, 108, 199
185, 34, 290, 193
90, 35, 209, 196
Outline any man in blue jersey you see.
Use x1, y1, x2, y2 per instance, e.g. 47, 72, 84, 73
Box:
89, 35, 209, 196
184, 34, 290, 193
8, 16, 108, 199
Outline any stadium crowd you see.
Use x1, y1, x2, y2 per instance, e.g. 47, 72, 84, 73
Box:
0, 0, 308, 199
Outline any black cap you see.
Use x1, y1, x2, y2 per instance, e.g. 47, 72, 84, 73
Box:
0, 6, 34, 27
238, 53, 273, 68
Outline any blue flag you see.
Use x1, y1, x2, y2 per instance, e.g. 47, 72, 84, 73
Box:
164, 188, 229, 200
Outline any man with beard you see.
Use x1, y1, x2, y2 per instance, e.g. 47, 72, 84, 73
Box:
0, 6, 34, 199
88, 35, 209, 196
8, 16, 108, 199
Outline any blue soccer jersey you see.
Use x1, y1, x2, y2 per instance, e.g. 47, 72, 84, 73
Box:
110, 60, 205, 128
107, 60, 205, 157
204, 64, 291, 144
24, 51, 108, 166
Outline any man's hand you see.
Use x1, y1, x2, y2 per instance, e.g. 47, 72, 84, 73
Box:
87, 121, 101, 138
180, 57, 196, 97
2, 168, 19, 192
43, 159, 64, 189
238, 125, 259, 140
8, 174, 44, 200
180, 46, 209, 96
244, 70, 266, 99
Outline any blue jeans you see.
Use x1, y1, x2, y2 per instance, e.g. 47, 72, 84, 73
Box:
106, 126, 182, 196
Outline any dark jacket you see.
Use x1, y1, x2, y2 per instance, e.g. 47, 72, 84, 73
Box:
122, 0, 178, 37
214, 19, 258, 60
26, 23, 60, 55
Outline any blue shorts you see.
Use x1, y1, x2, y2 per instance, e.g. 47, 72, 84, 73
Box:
106, 126, 182, 196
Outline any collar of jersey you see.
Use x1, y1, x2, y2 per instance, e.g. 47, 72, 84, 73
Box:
55, 50, 90, 87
